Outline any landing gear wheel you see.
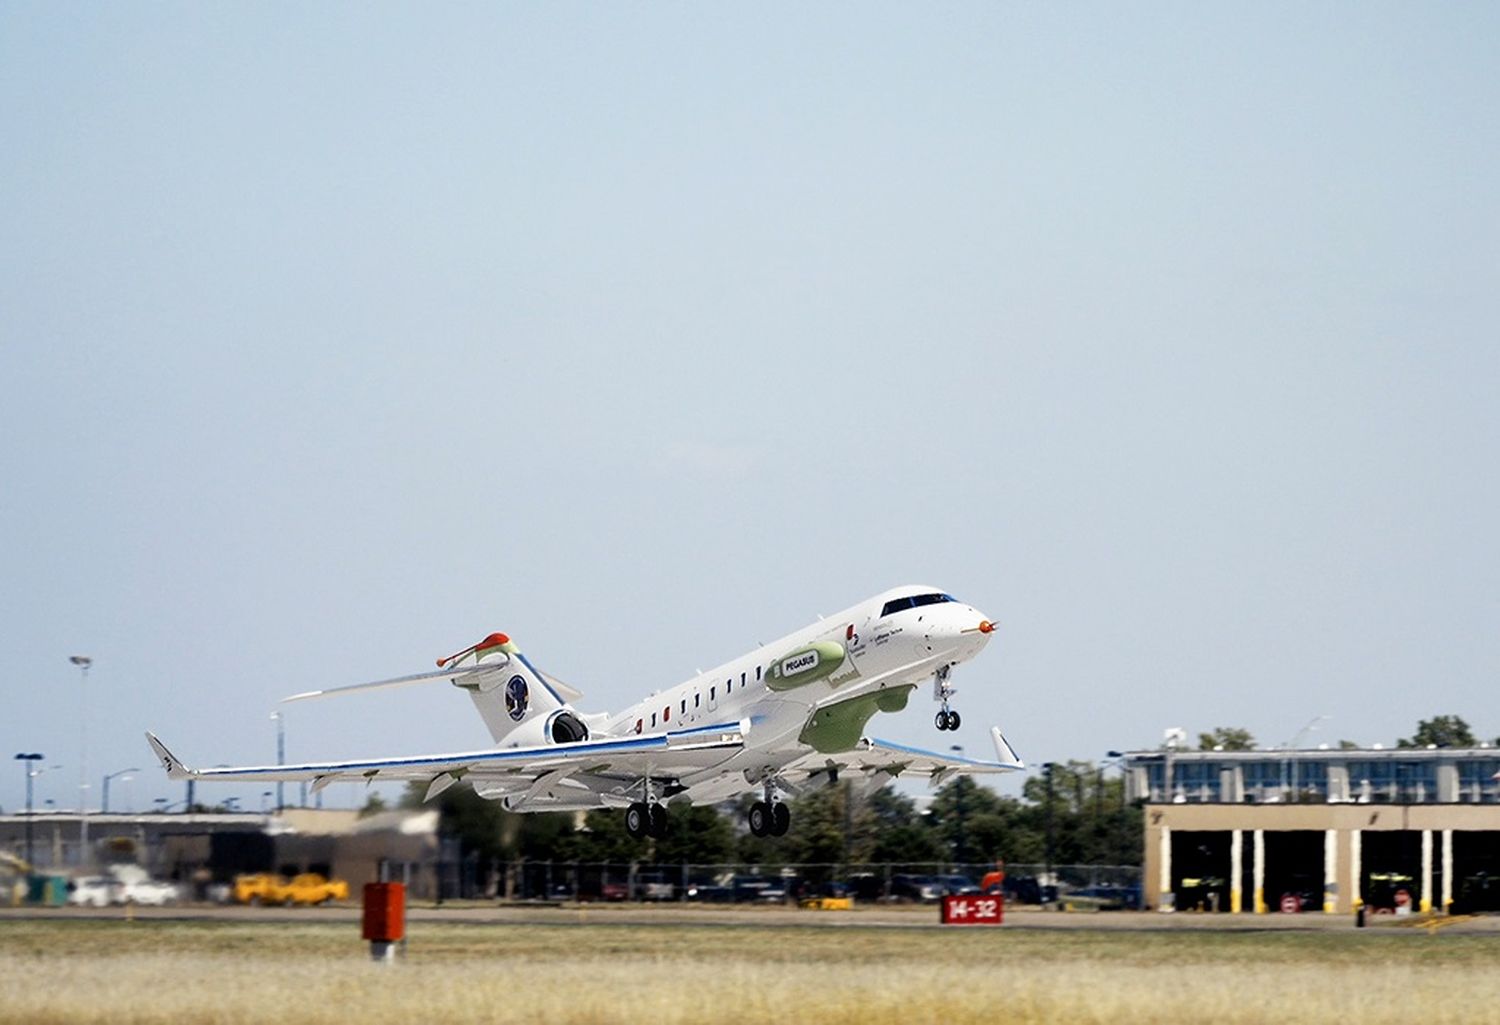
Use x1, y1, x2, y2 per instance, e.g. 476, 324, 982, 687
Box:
648, 803, 669, 839
625, 802, 649, 839
748, 801, 770, 837
771, 802, 790, 836
936, 711, 949, 731
947, 710, 961, 730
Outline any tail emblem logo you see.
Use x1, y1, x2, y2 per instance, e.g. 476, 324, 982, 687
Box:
505, 676, 529, 721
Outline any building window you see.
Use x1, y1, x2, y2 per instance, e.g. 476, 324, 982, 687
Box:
1176, 761, 1221, 802
1458, 759, 1500, 802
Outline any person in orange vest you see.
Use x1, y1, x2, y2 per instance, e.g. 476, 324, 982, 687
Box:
980, 860, 1006, 895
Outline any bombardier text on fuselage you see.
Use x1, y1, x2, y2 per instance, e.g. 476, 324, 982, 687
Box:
147, 585, 1023, 838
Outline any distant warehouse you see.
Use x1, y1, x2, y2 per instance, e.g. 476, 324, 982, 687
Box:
1120, 746, 1500, 915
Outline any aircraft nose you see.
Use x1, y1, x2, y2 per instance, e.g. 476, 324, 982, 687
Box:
963, 608, 995, 638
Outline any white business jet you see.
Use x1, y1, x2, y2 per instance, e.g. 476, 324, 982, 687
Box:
147, 585, 1023, 838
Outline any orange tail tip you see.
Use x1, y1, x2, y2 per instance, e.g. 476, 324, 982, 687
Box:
437, 632, 511, 668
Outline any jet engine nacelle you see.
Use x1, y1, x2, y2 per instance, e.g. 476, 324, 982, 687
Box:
499, 707, 591, 748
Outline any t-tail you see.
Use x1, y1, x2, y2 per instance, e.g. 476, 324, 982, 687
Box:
437, 633, 595, 747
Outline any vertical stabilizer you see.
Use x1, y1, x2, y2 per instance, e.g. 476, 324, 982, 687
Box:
441, 633, 572, 745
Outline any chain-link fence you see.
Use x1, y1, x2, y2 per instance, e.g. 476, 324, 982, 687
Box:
438, 858, 1143, 908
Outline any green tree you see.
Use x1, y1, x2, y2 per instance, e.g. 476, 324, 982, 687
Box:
1198, 727, 1255, 751
1398, 715, 1477, 749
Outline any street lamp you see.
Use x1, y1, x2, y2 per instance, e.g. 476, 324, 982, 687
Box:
1101, 751, 1128, 865
1281, 715, 1329, 802
69, 655, 93, 863
13, 753, 43, 866
102, 768, 139, 814
950, 745, 965, 866
1042, 762, 1056, 904
270, 712, 285, 812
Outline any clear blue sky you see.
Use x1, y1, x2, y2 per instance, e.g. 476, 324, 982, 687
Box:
3, 4, 1496, 813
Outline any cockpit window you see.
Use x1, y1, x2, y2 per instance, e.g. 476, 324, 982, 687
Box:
880, 593, 955, 617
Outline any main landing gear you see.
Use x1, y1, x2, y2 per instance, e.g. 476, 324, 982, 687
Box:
747, 781, 791, 837
934, 664, 961, 731
625, 799, 669, 839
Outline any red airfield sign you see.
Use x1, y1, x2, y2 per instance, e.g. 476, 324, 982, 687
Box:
941, 894, 1004, 925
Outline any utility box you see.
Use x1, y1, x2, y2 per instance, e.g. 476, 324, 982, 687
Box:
28, 875, 69, 907
362, 882, 406, 943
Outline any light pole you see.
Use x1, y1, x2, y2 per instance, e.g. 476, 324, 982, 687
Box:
950, 745, 966, 866
14, 753, 42, 867
1282, 715, 1329, 802
270, 711, 285, 812
102, 768, 139, 814
1104, 751, 1127, 864
69, 655, 92, 863
1042, 761, 1056, 903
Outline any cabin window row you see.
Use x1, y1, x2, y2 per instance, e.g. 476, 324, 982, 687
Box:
635, 666, 763, 733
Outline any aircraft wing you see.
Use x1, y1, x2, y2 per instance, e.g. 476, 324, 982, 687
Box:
145, 724, 745, 807
779, 726, 1025, 795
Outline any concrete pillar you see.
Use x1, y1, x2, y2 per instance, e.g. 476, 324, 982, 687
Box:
1350, 830, 1363, 910
1420, 830, 1433, 914
1253, 829, 1266, 914
1327, 763, 1350, 803
1436, 763, 1459, 803
1442, 829, 1453, 914
1230, 829, 1243, 913
1323, 830, 1337, 913
1158, 826, 1172, 911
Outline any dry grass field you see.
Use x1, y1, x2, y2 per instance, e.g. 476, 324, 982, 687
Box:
2, 918, 1498, 1025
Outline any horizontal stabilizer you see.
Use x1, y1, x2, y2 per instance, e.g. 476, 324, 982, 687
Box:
283, 663, 505, 703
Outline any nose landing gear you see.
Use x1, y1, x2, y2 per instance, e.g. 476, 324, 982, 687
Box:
934, 664, 961, 731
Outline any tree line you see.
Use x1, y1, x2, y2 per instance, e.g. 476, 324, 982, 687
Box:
402, 761, 1142, 872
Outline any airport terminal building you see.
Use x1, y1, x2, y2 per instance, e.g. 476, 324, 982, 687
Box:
1122, 746, 1500, 915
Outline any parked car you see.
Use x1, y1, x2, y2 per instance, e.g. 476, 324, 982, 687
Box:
232, 873, 281, 906
1059, 884, 1140, 911
890, 874, 944, 903
936, 874, 980, 896
68, 876, 118, 908
272, 873, 350, 906
633, 873, 675, 901
118, 878, 181, 906
731, 875, 787, 903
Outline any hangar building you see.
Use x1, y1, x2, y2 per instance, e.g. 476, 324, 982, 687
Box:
1121, 746, 1500, 914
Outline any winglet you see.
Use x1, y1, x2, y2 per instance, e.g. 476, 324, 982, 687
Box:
991, 726, 1025, 769
145, 732, 193, 780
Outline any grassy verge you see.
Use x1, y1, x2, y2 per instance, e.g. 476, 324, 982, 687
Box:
2, 920, 1496, 1024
